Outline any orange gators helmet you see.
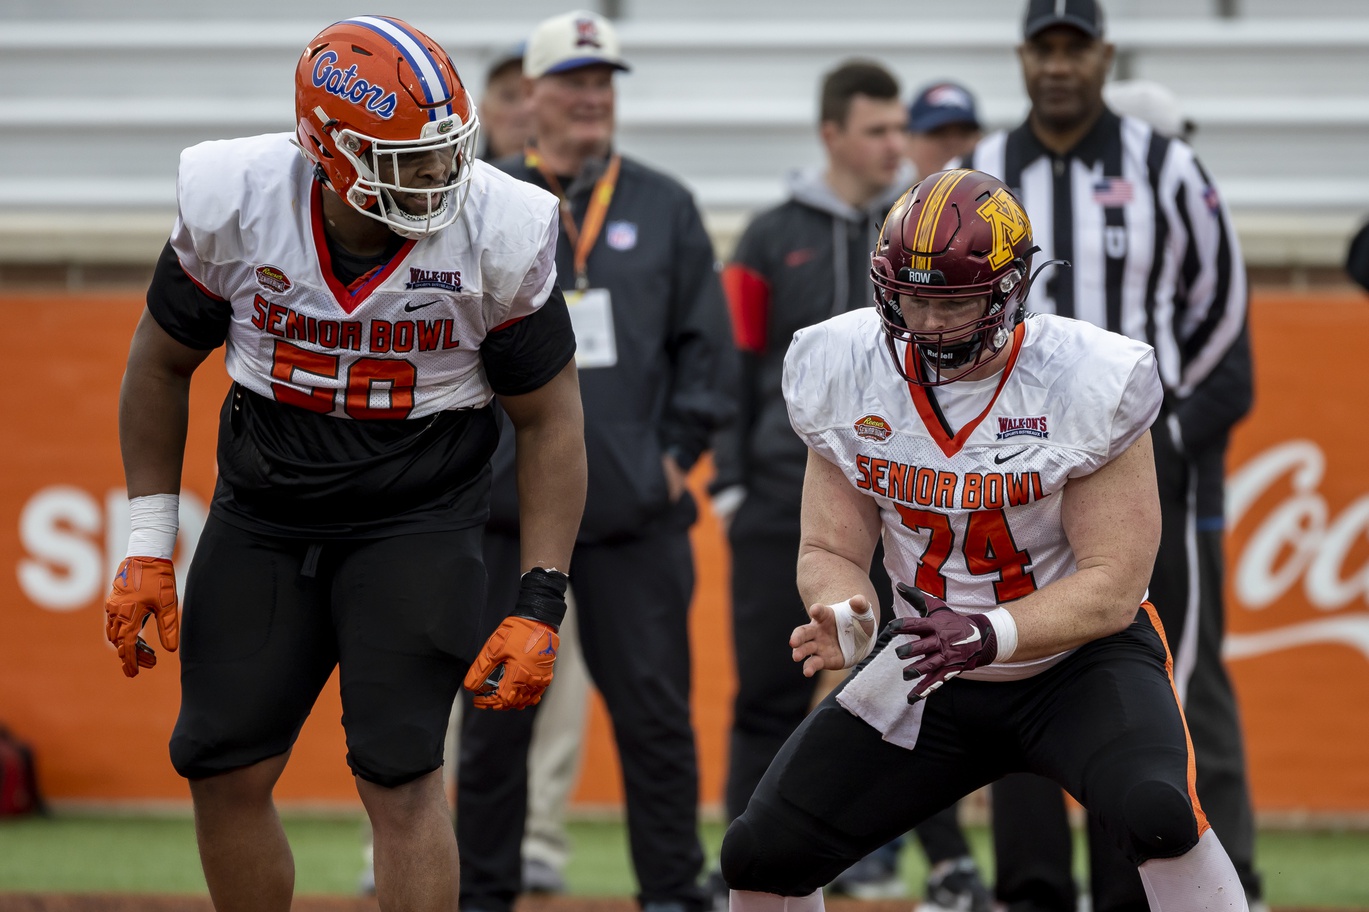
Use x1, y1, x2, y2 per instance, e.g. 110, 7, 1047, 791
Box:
295, 16, 480, 238
871, 169, 1041, 385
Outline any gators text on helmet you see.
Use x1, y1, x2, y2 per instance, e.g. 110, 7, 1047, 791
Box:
295, 16, 480, 239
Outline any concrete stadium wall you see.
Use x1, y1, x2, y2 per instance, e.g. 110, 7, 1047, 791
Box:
1, 2, 1367, 273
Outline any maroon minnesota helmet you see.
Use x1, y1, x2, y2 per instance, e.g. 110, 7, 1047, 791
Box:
871, 169, 1039, 385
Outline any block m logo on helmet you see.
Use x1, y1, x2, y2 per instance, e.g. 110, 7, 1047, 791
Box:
977, 188, 1032, 271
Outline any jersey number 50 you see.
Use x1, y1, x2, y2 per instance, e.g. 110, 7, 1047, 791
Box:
270, 340, 416, 419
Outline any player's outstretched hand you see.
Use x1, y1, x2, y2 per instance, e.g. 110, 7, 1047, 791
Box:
104, 557, 180, 678
464, 616, 560, 710
888, 583, 998, 702
790, 594, 874, 678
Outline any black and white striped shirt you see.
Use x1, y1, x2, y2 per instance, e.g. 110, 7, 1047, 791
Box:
966, 108, 1246, 399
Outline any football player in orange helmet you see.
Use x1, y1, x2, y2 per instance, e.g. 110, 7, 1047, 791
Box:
106, 13, 585, 912
294, 16, 481, 238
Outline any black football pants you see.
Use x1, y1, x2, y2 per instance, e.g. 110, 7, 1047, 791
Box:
723, 611, 1204, 898
457, 529, 707, 912
725, 496, 970, 867
992, 445, 1261, 910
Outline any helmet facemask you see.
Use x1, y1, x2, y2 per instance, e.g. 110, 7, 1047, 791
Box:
874, 259, 1029, 387
330, 112, 481, 240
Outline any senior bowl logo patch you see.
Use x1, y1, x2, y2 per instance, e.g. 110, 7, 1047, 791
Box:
854, 415, 893, 442
996, 415, 1049, 440
255, 265, 291, 293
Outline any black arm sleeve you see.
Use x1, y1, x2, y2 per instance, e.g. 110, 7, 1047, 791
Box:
481, 285, 577, 397
145, 240, 232, 351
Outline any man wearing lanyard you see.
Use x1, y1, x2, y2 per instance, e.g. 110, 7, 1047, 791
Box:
456, 10, 735, 912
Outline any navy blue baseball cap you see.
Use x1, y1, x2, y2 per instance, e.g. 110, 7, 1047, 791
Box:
486, 41, 526, 81
1023, 0, 1106, 39
907, 82, 981, 134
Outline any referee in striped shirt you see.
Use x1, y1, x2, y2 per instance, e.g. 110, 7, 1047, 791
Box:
963, 2, 1263, 911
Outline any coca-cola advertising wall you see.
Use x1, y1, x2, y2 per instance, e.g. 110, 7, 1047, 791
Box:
1223, 294, 1369, 812
0, 290, 1365, 812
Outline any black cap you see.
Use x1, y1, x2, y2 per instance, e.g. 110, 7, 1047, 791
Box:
1023, 0, 1106, 39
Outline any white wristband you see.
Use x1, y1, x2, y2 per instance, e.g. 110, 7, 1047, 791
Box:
126, 494, 180, 560
982, 607, 1018, 663
832, 598, 876, 668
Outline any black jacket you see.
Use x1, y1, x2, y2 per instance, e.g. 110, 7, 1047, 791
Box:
711, 165, 912, 521
487, 151, 735, 543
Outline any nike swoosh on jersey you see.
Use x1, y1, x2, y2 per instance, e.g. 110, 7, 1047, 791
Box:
994, 448, 1028, 464
404, 299, 441, 312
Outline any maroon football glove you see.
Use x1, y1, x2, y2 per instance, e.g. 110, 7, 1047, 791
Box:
889, 583, 998, 702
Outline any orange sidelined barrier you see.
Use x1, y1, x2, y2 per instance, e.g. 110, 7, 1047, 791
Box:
1224, 293, 1369, 812
0, 291, 1365, 814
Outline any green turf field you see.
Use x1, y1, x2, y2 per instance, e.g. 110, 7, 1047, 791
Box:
1, 814, 1367, 907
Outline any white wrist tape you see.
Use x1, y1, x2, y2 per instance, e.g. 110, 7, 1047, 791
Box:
982, 607, 1018, 663
832, 598, 876, 668
126, 494, 180, 560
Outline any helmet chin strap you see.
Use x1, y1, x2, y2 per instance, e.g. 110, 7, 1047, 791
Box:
1025, 257, 1072, 300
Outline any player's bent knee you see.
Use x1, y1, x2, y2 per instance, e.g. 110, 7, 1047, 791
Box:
1122, 779, 1200, 860
721, 813, 828, 896
350, 748, 439, 790
720, 816, 757, 888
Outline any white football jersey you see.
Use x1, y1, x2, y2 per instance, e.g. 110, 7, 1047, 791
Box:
169, 133, 560, 420
783, 309, 1161, 744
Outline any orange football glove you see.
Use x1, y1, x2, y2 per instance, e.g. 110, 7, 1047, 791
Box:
104, 557, 180, 678
463, 616, 560, 710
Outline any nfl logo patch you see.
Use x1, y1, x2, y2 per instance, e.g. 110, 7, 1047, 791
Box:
606, 221, 638, 251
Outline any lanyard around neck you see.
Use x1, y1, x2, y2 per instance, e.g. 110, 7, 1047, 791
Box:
527, 148, 622, 291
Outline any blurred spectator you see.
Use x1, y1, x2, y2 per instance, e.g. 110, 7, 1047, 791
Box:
479, 43, 534, 161
457, 10, 735, 912
964, 2, 1262, 910
483, 39, 593, 895
1348, 220, 1369, 292
352, 29, 582, 906
513, 588, 591, 894
905, 80, 983, 181
711, 59, 990, 912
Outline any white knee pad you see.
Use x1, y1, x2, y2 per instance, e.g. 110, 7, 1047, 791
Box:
1138, 828, 1248, 911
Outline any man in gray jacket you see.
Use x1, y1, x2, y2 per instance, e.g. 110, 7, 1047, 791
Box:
711, 59, 991, 912
457, 11, 734, 912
